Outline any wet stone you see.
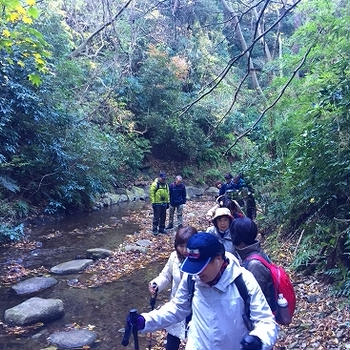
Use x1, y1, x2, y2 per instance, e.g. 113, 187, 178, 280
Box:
50, 259, 93, 274
4, 297, 64, 326
48, 329, 97, 349
12, 276, 58, 295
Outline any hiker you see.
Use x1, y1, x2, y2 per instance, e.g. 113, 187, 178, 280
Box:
230, 217, 277, 313
232, 174, 257, 220
125, 233, 278, 350
219, 172, 235, 196
206, 207, 235, 254
150, 171, 170, 235
205, 194, 244, 222
232, 173, 247, 190
148, 226, 198, 350
166, 175, 187, 230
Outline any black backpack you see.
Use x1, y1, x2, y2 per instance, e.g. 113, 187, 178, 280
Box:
186, 273, 253, 333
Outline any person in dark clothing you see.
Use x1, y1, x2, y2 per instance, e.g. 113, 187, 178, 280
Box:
230, 217, 277, 313
166, 175, 187, 230
234, 175, 256, 220
219, 173, 234, 196
232, 174, 247, 190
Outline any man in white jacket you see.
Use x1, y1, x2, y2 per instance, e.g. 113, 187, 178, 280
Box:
127, 233, 278, 350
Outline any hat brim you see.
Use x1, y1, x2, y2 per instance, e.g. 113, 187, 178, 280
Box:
180, 257, 211, 275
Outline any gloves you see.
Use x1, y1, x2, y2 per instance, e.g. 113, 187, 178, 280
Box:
121, 310, 145, 346
127, 311, 145, 331
240, 335, 262, 350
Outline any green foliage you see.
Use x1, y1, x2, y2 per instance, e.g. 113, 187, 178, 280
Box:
0, 0, 348, 292
0, 7, 151, 217
202, 168, 222, 186
13, 199, 29, 218
0, 0, 50, 85
0, 223, 24, 242
237, 0, 350, 285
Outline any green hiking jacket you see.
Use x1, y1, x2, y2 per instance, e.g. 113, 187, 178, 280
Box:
150, 178, 170, 204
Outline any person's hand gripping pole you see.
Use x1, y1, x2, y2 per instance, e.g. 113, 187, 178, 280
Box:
121, 309, 145, 350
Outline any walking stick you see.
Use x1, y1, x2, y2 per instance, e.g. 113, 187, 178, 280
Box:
121, 309, 139, 350
148, 284, 158, 350
130, 309, 140, 350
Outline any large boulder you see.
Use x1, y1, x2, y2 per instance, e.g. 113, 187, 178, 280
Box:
4, 297, 64, 325
48, 329, 97, 349
131, 186, 146, 200
126, 186, 145, 201
186, 186, 206, 199
12, 276, 57, 295
50, 259, 93, 274
205, 186, 219, 196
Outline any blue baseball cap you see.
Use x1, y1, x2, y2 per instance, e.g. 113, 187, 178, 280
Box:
180, 233, 224, 275
159, 171, 166, 179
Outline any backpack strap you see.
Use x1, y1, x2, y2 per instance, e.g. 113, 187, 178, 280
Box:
154, 181, 160, 193
245, 253, 279, 300
245, 254, 277, 287
246, 253, 270, 267
234, 274, 254, 331
186, 273, 254, 333
185, 275, 195, 337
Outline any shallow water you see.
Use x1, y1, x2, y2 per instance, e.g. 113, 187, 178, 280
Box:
0, 202, 168, 350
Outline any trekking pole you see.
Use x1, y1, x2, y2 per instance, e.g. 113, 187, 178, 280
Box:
150, 283, 158, 310
121, 309, 139, 350
131, 309, 140, 350
148, 283, 158, 350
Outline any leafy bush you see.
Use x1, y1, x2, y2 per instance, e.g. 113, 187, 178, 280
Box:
0, 223, 24, 242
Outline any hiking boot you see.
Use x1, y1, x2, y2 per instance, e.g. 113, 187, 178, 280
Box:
166, 224, 174, 230
152, 230, 158, 236
177, 224, 183, 229
158, 229, 167, 234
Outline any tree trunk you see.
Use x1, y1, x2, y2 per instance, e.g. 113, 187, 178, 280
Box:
220, 0, 264, 95
253, 7, 272, 62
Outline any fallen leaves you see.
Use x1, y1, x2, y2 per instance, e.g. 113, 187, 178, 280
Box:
0, 263, 48, 285
0, 321, 44, 336
71, 199, 213, 289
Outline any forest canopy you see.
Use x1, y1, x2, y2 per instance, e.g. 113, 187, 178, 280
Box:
0, 0, 349, 293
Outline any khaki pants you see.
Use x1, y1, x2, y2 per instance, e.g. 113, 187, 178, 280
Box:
168, 204, 184, 227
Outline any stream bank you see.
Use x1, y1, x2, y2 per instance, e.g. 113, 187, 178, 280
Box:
0, 198, 349, 350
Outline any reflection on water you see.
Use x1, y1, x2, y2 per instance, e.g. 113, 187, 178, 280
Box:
0, 201, 169, 350
0, 201, 147, 271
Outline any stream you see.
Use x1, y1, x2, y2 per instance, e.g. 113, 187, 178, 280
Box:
0, 201, 167, 350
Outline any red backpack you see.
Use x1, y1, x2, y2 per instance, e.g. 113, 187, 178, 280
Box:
246, 254, 296, 325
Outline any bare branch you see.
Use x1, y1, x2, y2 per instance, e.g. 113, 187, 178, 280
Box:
30, 171, 58, 197
177, 0, 302, 118
198, 0, 266, 95
70, 0, 133, 58
204, 1, 270, 140
224, 46, 312, 155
